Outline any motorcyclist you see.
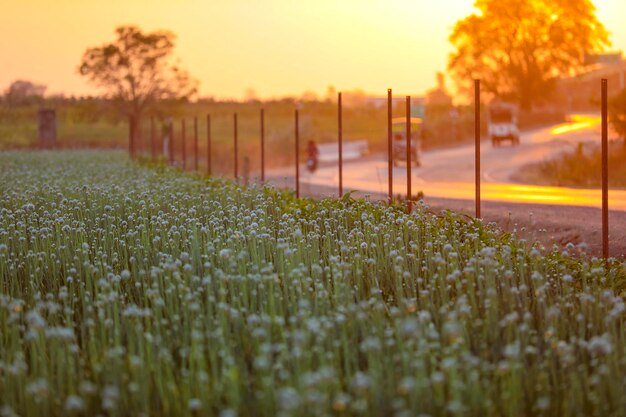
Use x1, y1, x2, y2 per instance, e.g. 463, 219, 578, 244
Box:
306, 140, 319, 173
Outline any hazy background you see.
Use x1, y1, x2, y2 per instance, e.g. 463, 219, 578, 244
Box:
2, 0, 625, 99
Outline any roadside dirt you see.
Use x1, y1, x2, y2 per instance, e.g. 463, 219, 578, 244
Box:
290, 181, 626, 259
425, 197, 626, 259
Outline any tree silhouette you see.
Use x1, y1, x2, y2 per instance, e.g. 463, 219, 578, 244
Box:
79, 26, 198, 136
448, 0, 609, 109
3, 80, 46, 106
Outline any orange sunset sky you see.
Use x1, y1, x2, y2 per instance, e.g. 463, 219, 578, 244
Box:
1, 0, 624, 100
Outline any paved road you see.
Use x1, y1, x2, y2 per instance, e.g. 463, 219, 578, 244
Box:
275, 114, 626, 211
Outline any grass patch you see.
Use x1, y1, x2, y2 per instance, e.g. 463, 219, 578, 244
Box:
515, 142, 626, 189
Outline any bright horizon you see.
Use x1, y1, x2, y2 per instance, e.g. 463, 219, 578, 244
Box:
1, 0, 625, 100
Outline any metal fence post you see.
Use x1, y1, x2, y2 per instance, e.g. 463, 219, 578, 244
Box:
295, 109, 300, 198
338, 92, 343, 198
388, 89, 393, 205
261, 108, 265, 182
234, 113, 238, 181
150, 116, 156, 161
194, 116, 199, 171
128, 115, 134, 158
181, 119, 187, 170
601, 79, 609, 259
207, 114, 212, 176
475, 80, 481, 219
406, 96, 412, 213
168, 119, 174, 166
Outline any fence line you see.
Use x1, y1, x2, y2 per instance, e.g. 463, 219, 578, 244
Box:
131, 82, 613, 258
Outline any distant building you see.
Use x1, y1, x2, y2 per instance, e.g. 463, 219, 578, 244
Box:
558, 51, 626, 111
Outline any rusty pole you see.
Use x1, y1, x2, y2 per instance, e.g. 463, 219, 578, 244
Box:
234, 113, 239, 181
475, 80, 481, 219
181, 119, 187, 170
388, 89, 393, 205
295, 109, 300, 198
206, 114, 212, 176
150, 116, 156, 161
338, 92, 343, 198
406, 96, 412, 213
193, 116, 199, 171
128, 115, 134, 158
168, 119, 174, 166
261, 108, 265, 182
601, 79, 609, 259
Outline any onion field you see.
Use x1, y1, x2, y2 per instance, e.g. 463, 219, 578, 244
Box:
0, 151, 624, 417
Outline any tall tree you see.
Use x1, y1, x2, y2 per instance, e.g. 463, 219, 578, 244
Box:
78, 26, 198, 135
448, 0, 610, 109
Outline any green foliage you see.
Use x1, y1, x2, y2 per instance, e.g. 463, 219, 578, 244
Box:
529, 142, 626, 188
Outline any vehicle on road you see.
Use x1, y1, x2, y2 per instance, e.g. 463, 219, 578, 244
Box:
306, 140, 319, 173
488, 103, 520, 147
392, 117, 422, 167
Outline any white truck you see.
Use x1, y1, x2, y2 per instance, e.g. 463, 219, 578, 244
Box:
488, 103, 520, 147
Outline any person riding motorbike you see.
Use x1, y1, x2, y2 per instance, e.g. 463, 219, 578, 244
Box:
306, 140, 319, 173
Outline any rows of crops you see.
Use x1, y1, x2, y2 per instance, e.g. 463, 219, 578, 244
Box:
0, 151, 624, 417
